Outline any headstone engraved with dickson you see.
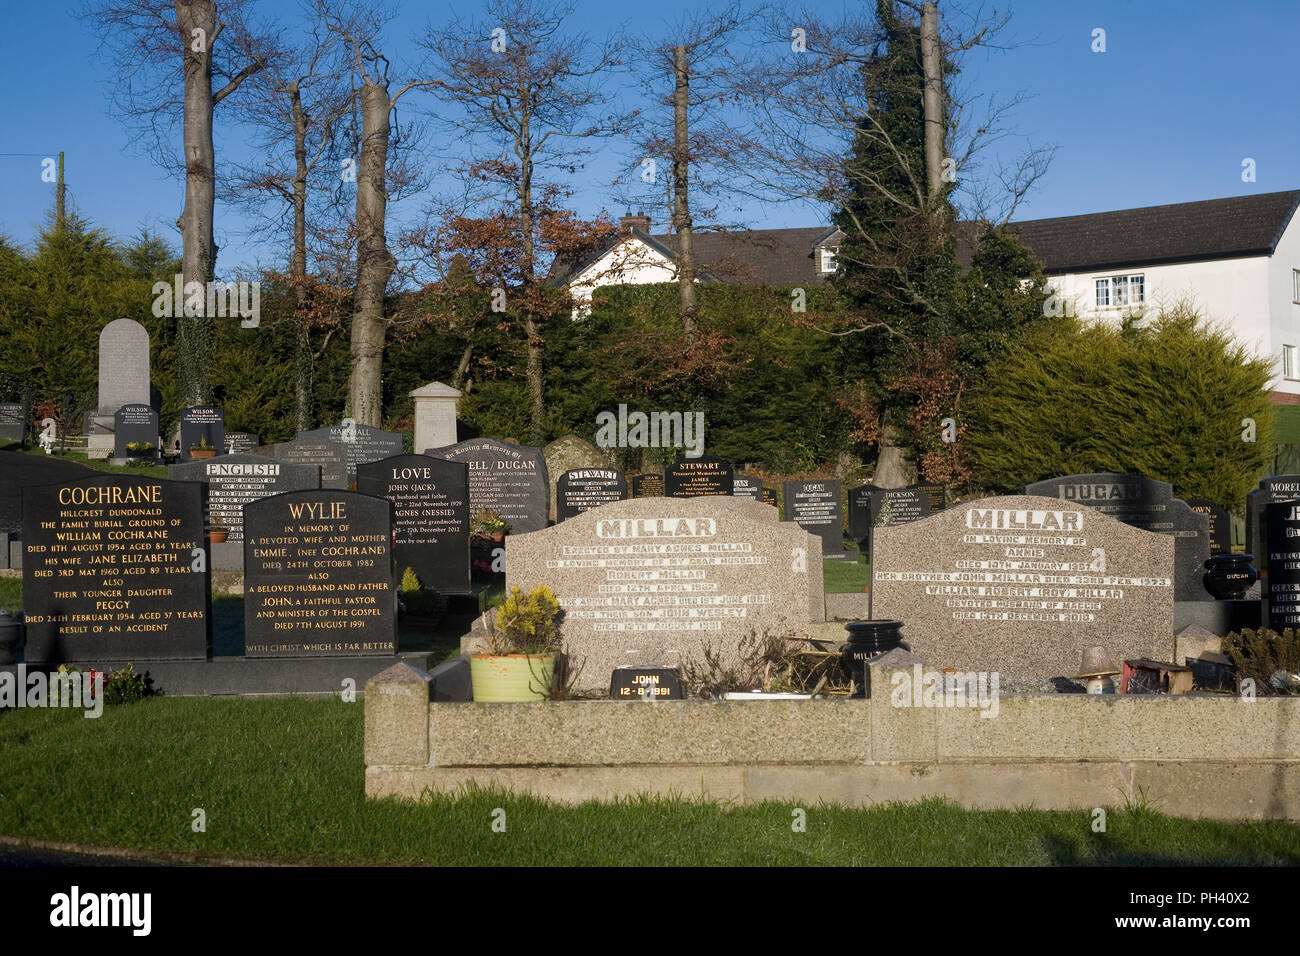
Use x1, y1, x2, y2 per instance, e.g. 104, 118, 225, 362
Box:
556, 468, 628, 521
355, 454, 470, 595
21, 474, 211, 662
664, 456, 733, 498
298, 423, 404, 486
425, 437, 550, 534
168, 454, 321, 542
243, 490, 396, 657
783, 479, 843, 559
851, 485, 932, 553
257, 439, 350, 490
870, 495, 1175, 679
1265, 500, 1300, 633
1023, 473, 1210, 601
631, 473, 664, 498
507, 496, 824, 693
179, 405, 225, 461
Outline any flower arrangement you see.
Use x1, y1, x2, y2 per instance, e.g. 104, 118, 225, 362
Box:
469, 507, 510, 541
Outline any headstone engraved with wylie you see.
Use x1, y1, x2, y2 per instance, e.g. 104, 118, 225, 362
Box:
507, 496, 824, 692
21, 474, 210, 662
113, 404, 160, 460
256, 439, 350, 490
243, 490, 396, 657
631, 473, 664, 498
870, 495, 1174, 678
167, 454, 321, 542
426, 437, 550, 534
179, 405, 225, 461
1024, 473, 1210, 601
355, 454, 470, 595
664, 456, 733, 498
556, 468, 628, 521
298, 423, 404, 486
1265, 500, 1300, 633
1186, 498, 1231, 556
731, 476, 763, 500
783, 479, 843, 559
88, 318, 151, 458
1247, 476, 1300, 579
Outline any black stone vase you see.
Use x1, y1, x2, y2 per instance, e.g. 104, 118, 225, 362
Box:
840, 620, 908, 698
1203, 555, 1258, 600
0, 611, 21, 666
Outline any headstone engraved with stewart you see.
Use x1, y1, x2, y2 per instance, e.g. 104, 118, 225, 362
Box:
556, 468, 628, 521
664, 456, 733, 498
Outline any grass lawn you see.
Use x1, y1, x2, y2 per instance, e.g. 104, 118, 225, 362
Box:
12, 444, 168, 479
2, 697, 1299, 865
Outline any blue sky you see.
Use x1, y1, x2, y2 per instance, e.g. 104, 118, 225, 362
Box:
1, 0, 1297, 275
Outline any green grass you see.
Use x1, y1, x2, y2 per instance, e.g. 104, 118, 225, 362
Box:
1275, 406, 1300, 444
0, 577, 19, 614
2, 697, 1299, 865
823, 554, 870, 593
14, 445, 168, 479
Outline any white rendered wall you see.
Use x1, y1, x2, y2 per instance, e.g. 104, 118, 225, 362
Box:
568, 238, 678, 318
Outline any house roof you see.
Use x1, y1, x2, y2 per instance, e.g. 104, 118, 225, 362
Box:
1001, 190, 1300, 274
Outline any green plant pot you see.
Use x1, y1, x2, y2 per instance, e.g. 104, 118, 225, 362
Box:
470, 653, 556, 702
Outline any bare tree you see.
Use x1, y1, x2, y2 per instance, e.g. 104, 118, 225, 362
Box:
422, 0, 628, 445
85, 0, 278, 405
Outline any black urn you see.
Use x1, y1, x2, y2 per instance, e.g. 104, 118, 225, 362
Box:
840, 620, 908, 698
1203, 554, 1258, 600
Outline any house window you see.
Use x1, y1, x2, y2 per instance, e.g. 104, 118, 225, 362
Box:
819, 247, 838, 273
1095, 274, 1145, 309
1292, 268, 1300, 302
1285, 345, 1298, 379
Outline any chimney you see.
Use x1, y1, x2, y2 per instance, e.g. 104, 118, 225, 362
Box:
620, 210, 650, 234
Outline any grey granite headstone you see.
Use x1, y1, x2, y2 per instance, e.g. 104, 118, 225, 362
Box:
732, 476, 763, 500
870, 495, 1175, 679
168, 453, 321, 543
782, 479, 843, 559
179, 405, 225, 461
298, 423, 404, 486
426, 437, 550, 534
556, 467, 627, 521
507, 496, 823, 692
88, 318, 151, 457
1024, 473, 1210, 601
256, 439, 350, 490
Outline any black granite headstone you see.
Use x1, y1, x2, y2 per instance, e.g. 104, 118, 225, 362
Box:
732, 476, 763, 500
782, 479, 843, 559
224, 432, 260, 455
610, 665, 684, 700
761, 487, 778, 507
631, 473, 664, 498
1247, 476, 1300, 574
1025, 472, 1211, 600
0, 402, 27, 445
1265, 500, 1300, 633
848, 485, 874, 543
168, 453, 321, 542
910, 482, 946, 514
664, 456, 733, 498
556, 468, 627, 521
1186, 498, 1231, 557
113, 404, 160, 460
425, 438, 550, 534
243, 490, 396, 657
257, 439, 350, 490
298, 423, 404, 486
21, 474, 211, 662
356, 454, 470, 595
179, 405, 225, 461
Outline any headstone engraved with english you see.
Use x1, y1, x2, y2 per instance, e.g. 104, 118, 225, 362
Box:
298, 423, 404, 486
425, 437, 550, 534
243, 490, 396, 657
782, 479, 844, 559
1024, 473, 1210, 601
870, 495, 1175, 678
21, 474, 211, 662
257, 439, 350, 490
355, 454, 470, 595
167, 454, 321, 542
1265, 500, 1300, 633
507, 496, 823, 693
113, 404, 160, 460
556, 468, 627, 521
664, 456, 733, 498
179, 405, 225, 461
631, 473, 664, 498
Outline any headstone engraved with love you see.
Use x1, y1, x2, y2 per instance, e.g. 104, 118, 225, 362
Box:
783, 479, 843, 559
732, 476, 763, 500
1185, 498, 1231, 556
180, 405, 225, 461
21, 474, 210, 662
1265, 500, 1300, 632
664, 456, 733, 498
426, 437, 550, 534
243, 490, 396, 657
355, 454, 470, 595
508, 497, 824, 692
870, 495, 1174, 678
631, 473, 664, 498
1024, 473, 1210, 601
556, 468, 628, 521
298, 423, 404, 486
168, 454, 320, 542
113, 404, 160, 459
257, 439, 350, 490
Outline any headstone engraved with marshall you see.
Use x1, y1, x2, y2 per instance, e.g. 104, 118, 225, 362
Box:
256, 438, 350, 490
297, 423, 404, 486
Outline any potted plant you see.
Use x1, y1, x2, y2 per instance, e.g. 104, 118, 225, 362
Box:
470, 584, 563, 701
209, 524, 230, 543
469, 507, 510, 546
397, 567, 447, 626
189, 435, 216, 459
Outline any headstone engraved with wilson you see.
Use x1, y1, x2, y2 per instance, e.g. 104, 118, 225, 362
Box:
298, 423, 404, 486
355, 454, 470, 595
167, 454, 321, 542
426, 437, 550, 534
783, 479, 843, 559
507, 496, 824, 693
243, 490, 396, 657
664, 456, 733, 498
1265, 500, 1300, 633
556, 468, 627, 521
1024, 473, 1209, 601
179, 405, 225, 461
21, 474, 211, 662
113, 404, 160, 460
630, 473, 664, 498
870, 496, 1174, 678
258, 438, 350, 490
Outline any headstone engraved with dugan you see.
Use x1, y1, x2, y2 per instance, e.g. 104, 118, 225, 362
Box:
870, 495, 1174, 679
507, 497, 824, 693
426, 437, 550, 534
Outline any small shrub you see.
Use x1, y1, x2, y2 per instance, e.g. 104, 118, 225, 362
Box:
488, 585, 562, 655
1222, 628, 1300, 695
680, 631, 847, 698
397, 567, 446, 621
103, 663, 158, 705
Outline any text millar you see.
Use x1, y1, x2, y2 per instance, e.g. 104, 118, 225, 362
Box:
966, 509, 1083, 531
596, 518, 717, 538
